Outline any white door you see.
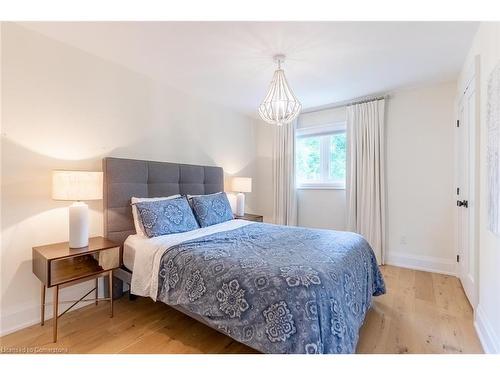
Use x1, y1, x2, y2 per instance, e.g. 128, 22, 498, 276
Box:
455, 76, 477, 307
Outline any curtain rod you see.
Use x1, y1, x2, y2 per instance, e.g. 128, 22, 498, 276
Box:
301, 94, 388, 114
347, 95, 387, 106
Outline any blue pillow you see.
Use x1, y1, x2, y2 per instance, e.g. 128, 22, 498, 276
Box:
190, 192, 234, 227
135, 196, 199, 237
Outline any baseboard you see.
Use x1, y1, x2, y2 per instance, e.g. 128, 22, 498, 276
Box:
474, 304, 500, 354
1, 314, 42, 337
0, 300, 94, 337
385, 252, 457, 276
0, 301, 97, 337
0, 278, 104, 337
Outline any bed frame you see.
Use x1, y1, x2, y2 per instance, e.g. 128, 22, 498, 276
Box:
102, 156, 224, 297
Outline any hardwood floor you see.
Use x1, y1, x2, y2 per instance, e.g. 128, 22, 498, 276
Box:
0, 266, 483, 354
356, 266, 482, 353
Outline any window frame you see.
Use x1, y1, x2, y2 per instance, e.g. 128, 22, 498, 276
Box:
295, 121, 347, 190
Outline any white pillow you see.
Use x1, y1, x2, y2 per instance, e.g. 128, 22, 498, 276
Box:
186, 192, 221, 199
131, 194, 181, 236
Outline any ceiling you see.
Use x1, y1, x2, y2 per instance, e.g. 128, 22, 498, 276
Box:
21, 21, 478, 117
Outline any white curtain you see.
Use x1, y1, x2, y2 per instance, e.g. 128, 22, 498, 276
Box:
346, 99, 386, 264
273, 120, 298, 225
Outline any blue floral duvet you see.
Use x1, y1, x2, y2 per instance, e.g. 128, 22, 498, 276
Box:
156, 222, 385, 354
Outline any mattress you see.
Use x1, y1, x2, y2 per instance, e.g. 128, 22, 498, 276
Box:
123, 237, 137, 271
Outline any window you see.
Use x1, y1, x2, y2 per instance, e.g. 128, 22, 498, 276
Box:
296, 122, 347, 189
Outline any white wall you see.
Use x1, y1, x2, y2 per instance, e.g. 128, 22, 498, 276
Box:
458, 22, 500, 354
385, 82, 457, 274
254, 120, 274, 222
0, 23, 260, 335
293, 83, 457, 276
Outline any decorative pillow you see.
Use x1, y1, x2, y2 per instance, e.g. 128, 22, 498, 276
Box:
135, 196, 199, 237
131, 194, 181, 236
190, 192, 234, 227
131, 195, 181, 236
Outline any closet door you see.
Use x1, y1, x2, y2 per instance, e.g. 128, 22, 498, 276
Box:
455, 75, 477, 308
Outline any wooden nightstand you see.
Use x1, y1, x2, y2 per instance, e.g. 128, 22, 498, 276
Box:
32, 236, 121, 342
234, 213, 263, 222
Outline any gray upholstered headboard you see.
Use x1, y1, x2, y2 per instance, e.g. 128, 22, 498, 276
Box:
103, 157, 224, 245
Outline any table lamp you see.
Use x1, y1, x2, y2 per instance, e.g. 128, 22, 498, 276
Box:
231, 177, 252, 216
52, 170, 103, 248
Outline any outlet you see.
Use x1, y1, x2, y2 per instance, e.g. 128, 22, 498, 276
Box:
400, 235, 407, 245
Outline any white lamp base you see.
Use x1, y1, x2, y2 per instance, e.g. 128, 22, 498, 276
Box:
69, 201, 89, 248
236, 192, 245, 217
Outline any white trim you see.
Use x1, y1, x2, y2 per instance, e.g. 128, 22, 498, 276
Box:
385, 251, 457, 276
296, 123, 347, 188
1, 312, 48, 337
320, 134, 330, 180
474, 304, 500, 354
0, 299, 94, 337
297, 182, 345, 190
459, 58, 476, 97
0, 278, 112, 337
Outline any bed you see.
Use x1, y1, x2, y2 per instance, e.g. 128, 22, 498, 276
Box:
103, 157, 385, 354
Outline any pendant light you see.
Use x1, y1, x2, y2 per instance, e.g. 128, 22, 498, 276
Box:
258, 54, 301, 126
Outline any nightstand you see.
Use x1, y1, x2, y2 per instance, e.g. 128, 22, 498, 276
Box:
234, 213, 263, 222
32, 236, 121, 342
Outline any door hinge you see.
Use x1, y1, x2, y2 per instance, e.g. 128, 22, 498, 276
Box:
456, 120, 460, 128
457, 254, 460, 263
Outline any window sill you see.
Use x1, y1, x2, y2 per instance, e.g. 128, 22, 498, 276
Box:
297, 184, 346, 190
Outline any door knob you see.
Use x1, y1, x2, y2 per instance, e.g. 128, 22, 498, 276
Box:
457, 200, 468, 208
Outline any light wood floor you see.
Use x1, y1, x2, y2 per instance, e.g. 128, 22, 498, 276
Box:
0, 266, 483, 354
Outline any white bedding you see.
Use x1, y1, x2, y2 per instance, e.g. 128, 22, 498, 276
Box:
126, 219, 252, 300
123, 239, 137, 271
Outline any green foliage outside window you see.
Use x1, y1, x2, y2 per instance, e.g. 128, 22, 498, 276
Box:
329, 133, 346, 181
296, 137, 321, 181
296, 132, 346, 184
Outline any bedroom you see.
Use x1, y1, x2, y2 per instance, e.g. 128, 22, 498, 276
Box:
1, 0, 499, 372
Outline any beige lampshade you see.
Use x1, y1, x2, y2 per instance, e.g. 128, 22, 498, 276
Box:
231, 177, 252, 193
52, 170, 103, 201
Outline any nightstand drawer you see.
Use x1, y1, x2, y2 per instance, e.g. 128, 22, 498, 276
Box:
49, 246, 120, 286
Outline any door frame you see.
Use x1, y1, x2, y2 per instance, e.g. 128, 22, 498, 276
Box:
454, 55, 480, 308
